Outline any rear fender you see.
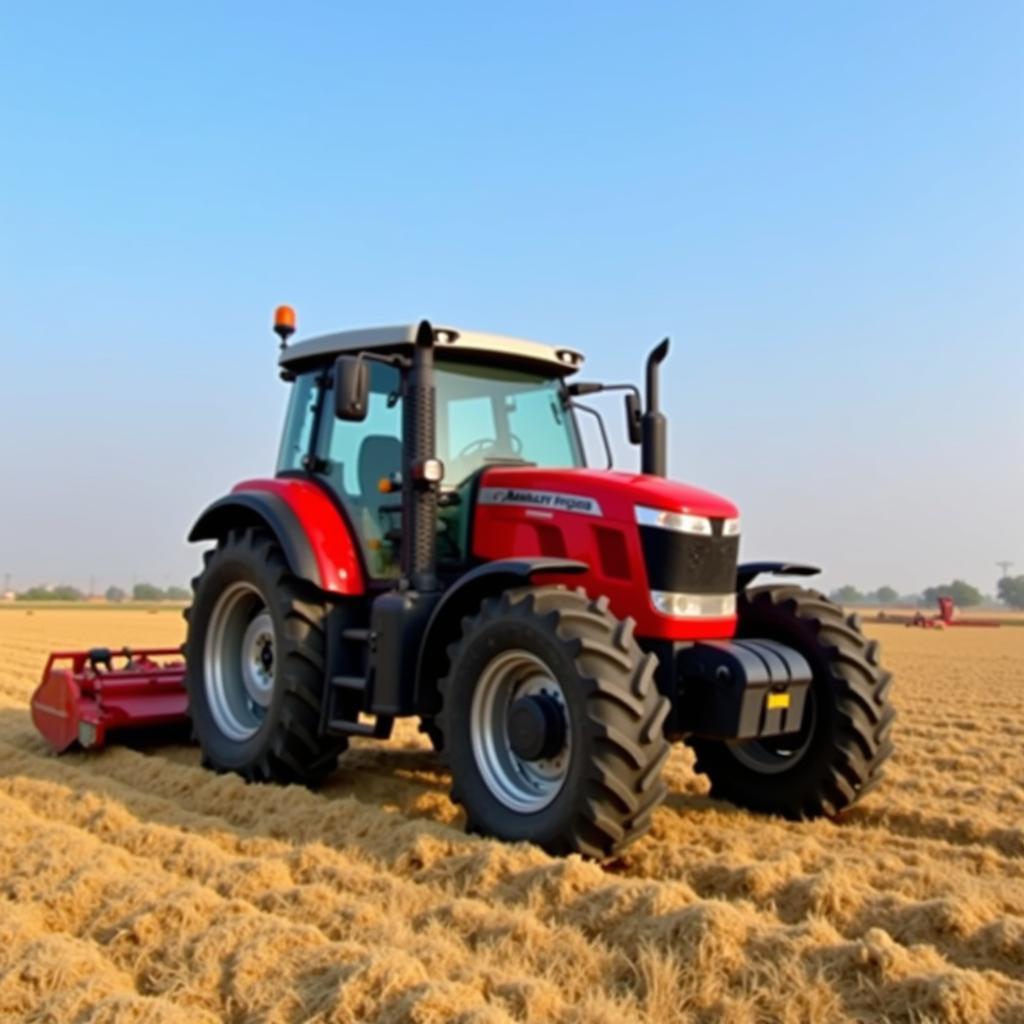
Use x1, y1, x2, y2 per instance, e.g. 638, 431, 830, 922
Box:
188, 478, 365, 596
413, 558, 587, 713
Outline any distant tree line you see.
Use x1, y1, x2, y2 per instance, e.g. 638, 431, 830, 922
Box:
17, 585, 88, 601
110, 583, 190, 602
109, 583, 190, 602
828, 577, 1024, 609
998, 576, 1024, 610
15, 583, 190, 602
828, 584, 916, 606
15, 575, 1024, 609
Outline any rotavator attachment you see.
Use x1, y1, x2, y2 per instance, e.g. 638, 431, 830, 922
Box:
31, 647, 188, 752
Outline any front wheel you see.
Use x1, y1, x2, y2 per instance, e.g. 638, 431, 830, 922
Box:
689, 585, 895, 818
436, 587, 670, 858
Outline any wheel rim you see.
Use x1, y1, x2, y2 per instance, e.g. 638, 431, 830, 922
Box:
727, 688, 818, 774
204, 581, 275, 741
470, 649, 571, 812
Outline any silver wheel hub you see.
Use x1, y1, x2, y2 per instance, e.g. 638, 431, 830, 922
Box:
471, 649, 571, 813
204, 582, 275, 742
241, 613, 275, 708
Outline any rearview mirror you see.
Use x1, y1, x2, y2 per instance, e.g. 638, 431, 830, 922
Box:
334, 355, 369, 421
625, 392, 642, 445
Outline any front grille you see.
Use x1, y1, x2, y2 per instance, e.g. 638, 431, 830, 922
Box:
639, 519, 739, 595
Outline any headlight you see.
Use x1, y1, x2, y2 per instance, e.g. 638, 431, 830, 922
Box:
722, 517, 741, 536
636, 506, 712, 536
651, 591, 737, 618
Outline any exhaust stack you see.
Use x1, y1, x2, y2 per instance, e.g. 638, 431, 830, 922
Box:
402, 320, 441, 593
641, 338, 670, 476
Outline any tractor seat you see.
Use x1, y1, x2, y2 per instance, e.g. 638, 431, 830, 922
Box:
357, 434, 403, 530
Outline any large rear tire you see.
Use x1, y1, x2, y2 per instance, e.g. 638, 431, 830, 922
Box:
184, 528, 345, 785
689, 584, 895, 817
436, 587, 671, 858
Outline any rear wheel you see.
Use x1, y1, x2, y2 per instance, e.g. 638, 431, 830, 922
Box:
689, 584, 895, 817
184, 528, 345, 784
436, 587, 670, 858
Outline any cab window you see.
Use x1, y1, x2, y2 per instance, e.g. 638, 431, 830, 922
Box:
317, 362, 403, 578
276, 371, 319, 472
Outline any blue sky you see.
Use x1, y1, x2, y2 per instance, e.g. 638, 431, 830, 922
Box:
1, 1, 1021, 596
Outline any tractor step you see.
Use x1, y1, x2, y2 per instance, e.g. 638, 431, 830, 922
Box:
341, 627, 374, 644
325, 715, 393, 739
331, 674, 368, 693
320, 621, 386, 740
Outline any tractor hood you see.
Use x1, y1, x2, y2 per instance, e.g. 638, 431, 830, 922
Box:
475, 466, 738, 525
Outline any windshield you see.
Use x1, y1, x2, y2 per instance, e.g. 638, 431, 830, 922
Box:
436, 362, 584, 484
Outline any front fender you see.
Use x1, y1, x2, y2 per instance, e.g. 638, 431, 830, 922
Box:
188, 478, 365, 596
736, 561, 820, 591
413, 557, 587, 712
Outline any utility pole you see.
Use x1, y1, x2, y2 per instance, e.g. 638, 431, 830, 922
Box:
996, 561, 1014, 604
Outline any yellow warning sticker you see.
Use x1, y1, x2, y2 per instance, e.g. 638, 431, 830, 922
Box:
767, 692, 791, 711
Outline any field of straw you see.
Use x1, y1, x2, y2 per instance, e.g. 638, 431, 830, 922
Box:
1, 608, 1023, 1023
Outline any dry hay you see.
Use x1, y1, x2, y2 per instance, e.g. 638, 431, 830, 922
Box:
0, 608, 1023, 1022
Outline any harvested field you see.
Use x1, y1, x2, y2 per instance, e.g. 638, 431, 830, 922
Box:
1, 608, 1023, 1023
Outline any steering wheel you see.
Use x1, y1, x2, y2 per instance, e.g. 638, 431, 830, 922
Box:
455, 435, 523, 462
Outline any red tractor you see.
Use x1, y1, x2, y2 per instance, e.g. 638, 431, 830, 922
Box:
39, 312, 896, 858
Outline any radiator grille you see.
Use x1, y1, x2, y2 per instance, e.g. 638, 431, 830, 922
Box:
639, 519, 738, 595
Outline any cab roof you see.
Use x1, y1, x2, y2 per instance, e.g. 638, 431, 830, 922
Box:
279, 323, 585, 377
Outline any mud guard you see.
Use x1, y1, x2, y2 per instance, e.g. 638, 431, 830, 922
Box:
188, 480, 366, 596
413, 557, 587, 712
736, 562, 820, 591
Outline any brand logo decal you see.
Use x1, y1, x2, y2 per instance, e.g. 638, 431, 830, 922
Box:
478, 487, 603, 517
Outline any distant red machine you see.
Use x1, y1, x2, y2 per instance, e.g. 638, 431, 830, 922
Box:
907, 597, 1002, 629
31, 647, 187, 752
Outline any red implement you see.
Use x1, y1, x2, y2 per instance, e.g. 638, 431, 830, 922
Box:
905, 597, 1002, 629
31, 647, 188, 752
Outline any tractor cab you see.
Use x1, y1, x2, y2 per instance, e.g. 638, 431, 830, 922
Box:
276, 324, 588, 579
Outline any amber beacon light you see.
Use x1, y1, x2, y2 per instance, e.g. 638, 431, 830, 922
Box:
273, 305, 297, 346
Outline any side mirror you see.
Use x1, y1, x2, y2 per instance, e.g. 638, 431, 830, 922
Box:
334, 355, 369, 421
625, 392, 642, 445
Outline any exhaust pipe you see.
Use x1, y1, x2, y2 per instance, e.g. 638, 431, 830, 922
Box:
641, 338, 670, 476
402, 320, 441, 593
